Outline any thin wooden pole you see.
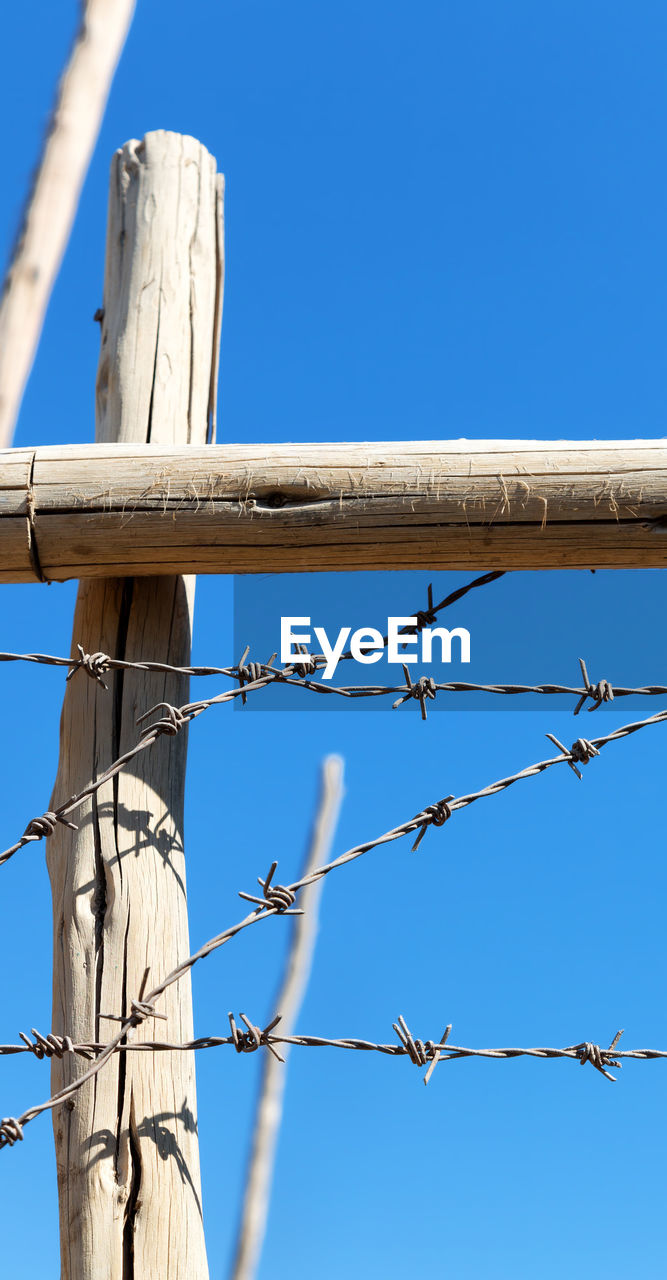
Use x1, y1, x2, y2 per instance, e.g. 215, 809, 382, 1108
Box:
46, 131, 223, 1279
0, 439, 666, 578
0, 0, 136, 447
231, 756, 345, 1280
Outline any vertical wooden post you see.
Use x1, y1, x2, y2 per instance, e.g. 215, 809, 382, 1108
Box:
47, 131, 223, 1279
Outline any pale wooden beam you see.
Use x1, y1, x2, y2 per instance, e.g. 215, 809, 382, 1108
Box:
1, 439, 666, 578
0, 0, 136, 447
46, 131, 222, 1279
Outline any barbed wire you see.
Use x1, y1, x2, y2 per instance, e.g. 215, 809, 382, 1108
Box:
1, 635, 664, 719
0, 571, 506, 687
217, 656, 666, 720
0, 568, 662, 723
0, 1017, 664, 1121
2, 658, 667, 871
1, 703, 665, 1147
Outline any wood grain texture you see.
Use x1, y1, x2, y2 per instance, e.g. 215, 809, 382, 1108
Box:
1, 440, 666, 577
46, 131, 223, 1280
0, 0, 136, 446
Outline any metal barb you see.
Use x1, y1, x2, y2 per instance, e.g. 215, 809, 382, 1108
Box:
236, 647, 274, 704
424, 1024, 453, 1086
575, 658, 614, 715
545, 733, 599, 780
0, 1118, 23, 1147
238, 861, 302, 914
135, 701, 189, 739
411, 797, 454, 851
413, 583, 438, 632
2, 1017, 665, 1149
393, 1014, 429, 1068
574, 1031, 625, 1082
66, 644, 110, 689
392, 667, 438, 720
99, 1001, 167, 1025
23, 811, 78, 841
19, 1029, 80, 1060
292, 643, 317, 679
228, 1012, 285, 1062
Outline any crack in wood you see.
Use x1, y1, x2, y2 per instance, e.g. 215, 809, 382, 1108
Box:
26, 450, 47, 582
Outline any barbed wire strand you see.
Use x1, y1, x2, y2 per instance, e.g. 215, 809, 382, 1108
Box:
3, 661, 667, 871
0, 570, 505, 683
2, 1024, 665, 1080
1, 704, 665, 1147
1, 639, 663, 719
1, 573, 662, 721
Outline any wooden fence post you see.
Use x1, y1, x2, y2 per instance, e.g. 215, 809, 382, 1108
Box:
46, 131, 223, 1279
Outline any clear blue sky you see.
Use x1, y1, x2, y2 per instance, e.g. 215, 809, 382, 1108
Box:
1, 3, 666, 1277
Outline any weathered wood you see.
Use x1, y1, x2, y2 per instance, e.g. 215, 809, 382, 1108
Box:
46, 131, 222, 1279
1, 439, 665, 577
0, 0, 136, 446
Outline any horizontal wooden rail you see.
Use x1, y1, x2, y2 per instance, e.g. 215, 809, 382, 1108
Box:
2, 440, 666, 582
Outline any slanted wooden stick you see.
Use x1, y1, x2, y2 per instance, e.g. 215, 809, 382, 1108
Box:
230, 756, 345, 1280
0, 0, 136, 445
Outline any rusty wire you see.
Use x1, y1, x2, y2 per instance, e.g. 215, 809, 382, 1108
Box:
1, 703, 666, 1148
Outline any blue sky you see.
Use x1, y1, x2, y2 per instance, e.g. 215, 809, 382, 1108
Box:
1, 3, 666, 1277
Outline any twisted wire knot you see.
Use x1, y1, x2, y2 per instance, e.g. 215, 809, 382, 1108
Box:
546, 732, 600, 780
21, 811, 77, 842
238, 861, 302, 915
238, 660, 265, 685
577, 1041, 620, 1081
575, 659, 614, 714
411, 675, 437, 701
263, 881, 297, 911
412, 584, 438, 631
130, 1000, 162, 1023
291, 644, 318, 679
393, 1015, 429, 1065
579, 1042, 604, 1070
22, 812, 58, 840
394, 1015, 453, 1085
67, 645, 111, 689
228, 1012, 285, 1061
136, 702, 188, 740
98, 999, 167, 1028
414, 609, 438, 629
588, 678, 613, 707
0, 1118, 23, 1146
411, 795, 454, 851
393, 666, 439, 721
426, 798, 453, 827
19, 1029, 76, 1060
406, 1036, 429, 1066
229, 1014, 262, 1053
570, 738, 599, 765
235, 646, 278, 703
569, 1031, 623, 1081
